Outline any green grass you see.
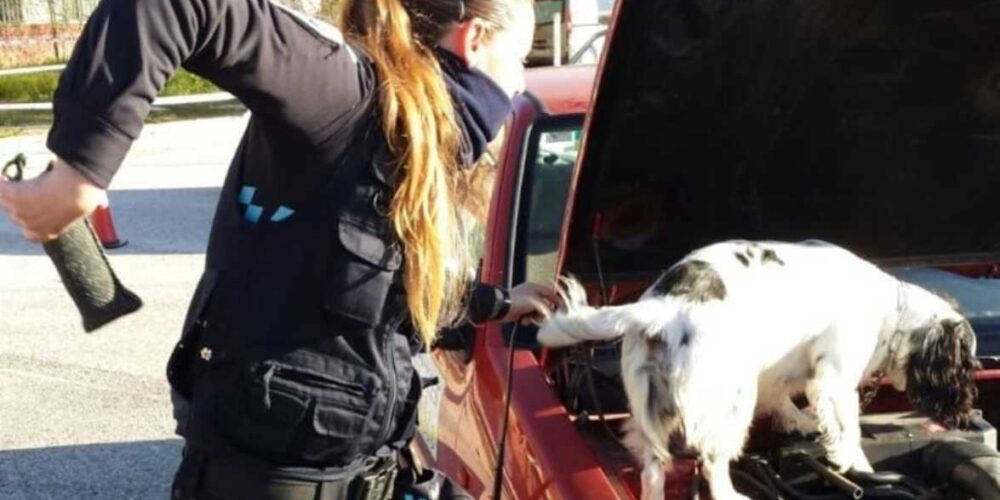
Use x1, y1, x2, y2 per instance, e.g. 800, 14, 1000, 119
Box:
160, 69, 221, 97
0, 68, 232, 136
0, 72, 56, 103
0, 68, 221, 104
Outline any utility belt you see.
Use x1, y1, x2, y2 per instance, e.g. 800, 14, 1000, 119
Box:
172, 445, 473, 500
172, 445, 398, 500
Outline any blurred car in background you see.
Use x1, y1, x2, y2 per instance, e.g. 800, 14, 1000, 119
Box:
527, 0, 615, 66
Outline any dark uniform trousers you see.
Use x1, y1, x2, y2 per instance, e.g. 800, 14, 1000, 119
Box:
172, 445, 399, 500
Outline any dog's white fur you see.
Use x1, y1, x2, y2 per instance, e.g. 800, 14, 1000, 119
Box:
537, 240, 977, 500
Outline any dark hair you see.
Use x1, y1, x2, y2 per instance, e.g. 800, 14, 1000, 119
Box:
906, 319, 981, 427
405, 0, 513, 44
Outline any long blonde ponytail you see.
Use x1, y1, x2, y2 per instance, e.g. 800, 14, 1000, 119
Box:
340, 0, 511, 344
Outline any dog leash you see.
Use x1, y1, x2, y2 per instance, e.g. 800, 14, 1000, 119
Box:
859, 371, 884, 410
861, 285, 910, 410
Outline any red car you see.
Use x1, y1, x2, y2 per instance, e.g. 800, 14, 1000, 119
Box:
412, 1, 1000, 498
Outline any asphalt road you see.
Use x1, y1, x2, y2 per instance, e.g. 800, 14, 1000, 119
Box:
0, 114, 248, 499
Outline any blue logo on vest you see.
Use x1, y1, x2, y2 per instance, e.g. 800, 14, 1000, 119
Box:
238, 185, 296, 224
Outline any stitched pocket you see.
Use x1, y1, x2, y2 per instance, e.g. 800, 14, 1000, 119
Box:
229, 361, 379, 462
307, 366, 377, 461
323, 210, 402, 325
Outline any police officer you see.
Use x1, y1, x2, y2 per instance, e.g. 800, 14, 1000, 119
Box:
0, 0, 557, 498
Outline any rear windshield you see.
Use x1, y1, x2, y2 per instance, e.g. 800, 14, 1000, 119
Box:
566, 0, 1000, 276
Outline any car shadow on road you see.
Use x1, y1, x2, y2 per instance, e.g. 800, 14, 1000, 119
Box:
0, 438, 183, 499
0, 187, 220, 256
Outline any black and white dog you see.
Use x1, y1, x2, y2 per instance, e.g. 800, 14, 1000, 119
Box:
537, 240, 980, 500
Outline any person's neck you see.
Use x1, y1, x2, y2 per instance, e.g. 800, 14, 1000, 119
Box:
435, 48, 512, 166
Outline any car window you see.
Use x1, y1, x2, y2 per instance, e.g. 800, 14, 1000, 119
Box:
518, 118, 585, 285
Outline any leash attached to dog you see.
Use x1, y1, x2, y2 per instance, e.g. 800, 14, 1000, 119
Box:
2, 154, 143, 332
859, 371, 884, 410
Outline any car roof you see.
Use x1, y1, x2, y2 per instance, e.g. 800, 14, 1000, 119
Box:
524, 64, 596, 116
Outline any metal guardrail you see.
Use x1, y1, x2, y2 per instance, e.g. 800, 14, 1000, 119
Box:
0, 64, 238, 112
0, 64, 65, 77
569, 28, 608, 64
0, 91, 238, 112
543, 16, 607, 67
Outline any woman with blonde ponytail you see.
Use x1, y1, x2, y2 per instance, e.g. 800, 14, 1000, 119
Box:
0, 0, 555, 495
340, 0, 548, 346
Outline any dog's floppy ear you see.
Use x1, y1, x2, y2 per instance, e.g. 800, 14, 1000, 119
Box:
906, 319, 981, 427
950, 318, 977, 354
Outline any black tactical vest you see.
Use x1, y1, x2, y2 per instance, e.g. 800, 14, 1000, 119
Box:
166, 100, 422, 479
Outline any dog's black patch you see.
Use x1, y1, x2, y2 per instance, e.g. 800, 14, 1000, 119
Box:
652, 260, 727, 302
761, 248, 785, 266
680, 332, 691, 347
905, 319, 981, 427
734, 251, 750, 267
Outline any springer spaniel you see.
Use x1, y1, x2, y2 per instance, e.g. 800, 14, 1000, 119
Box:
537, 240, 979, 500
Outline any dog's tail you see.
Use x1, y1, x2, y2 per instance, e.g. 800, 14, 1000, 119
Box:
536, 276, 646, 347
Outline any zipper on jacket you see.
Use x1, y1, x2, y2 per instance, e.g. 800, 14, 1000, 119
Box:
271, 365, 371, 400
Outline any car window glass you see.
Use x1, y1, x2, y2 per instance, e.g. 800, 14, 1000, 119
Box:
520, 120, 584, 285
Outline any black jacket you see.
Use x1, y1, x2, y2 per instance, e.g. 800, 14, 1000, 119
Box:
47, 0, 509, 480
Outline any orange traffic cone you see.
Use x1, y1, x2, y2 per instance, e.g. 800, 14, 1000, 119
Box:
89, 205, 127, 249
